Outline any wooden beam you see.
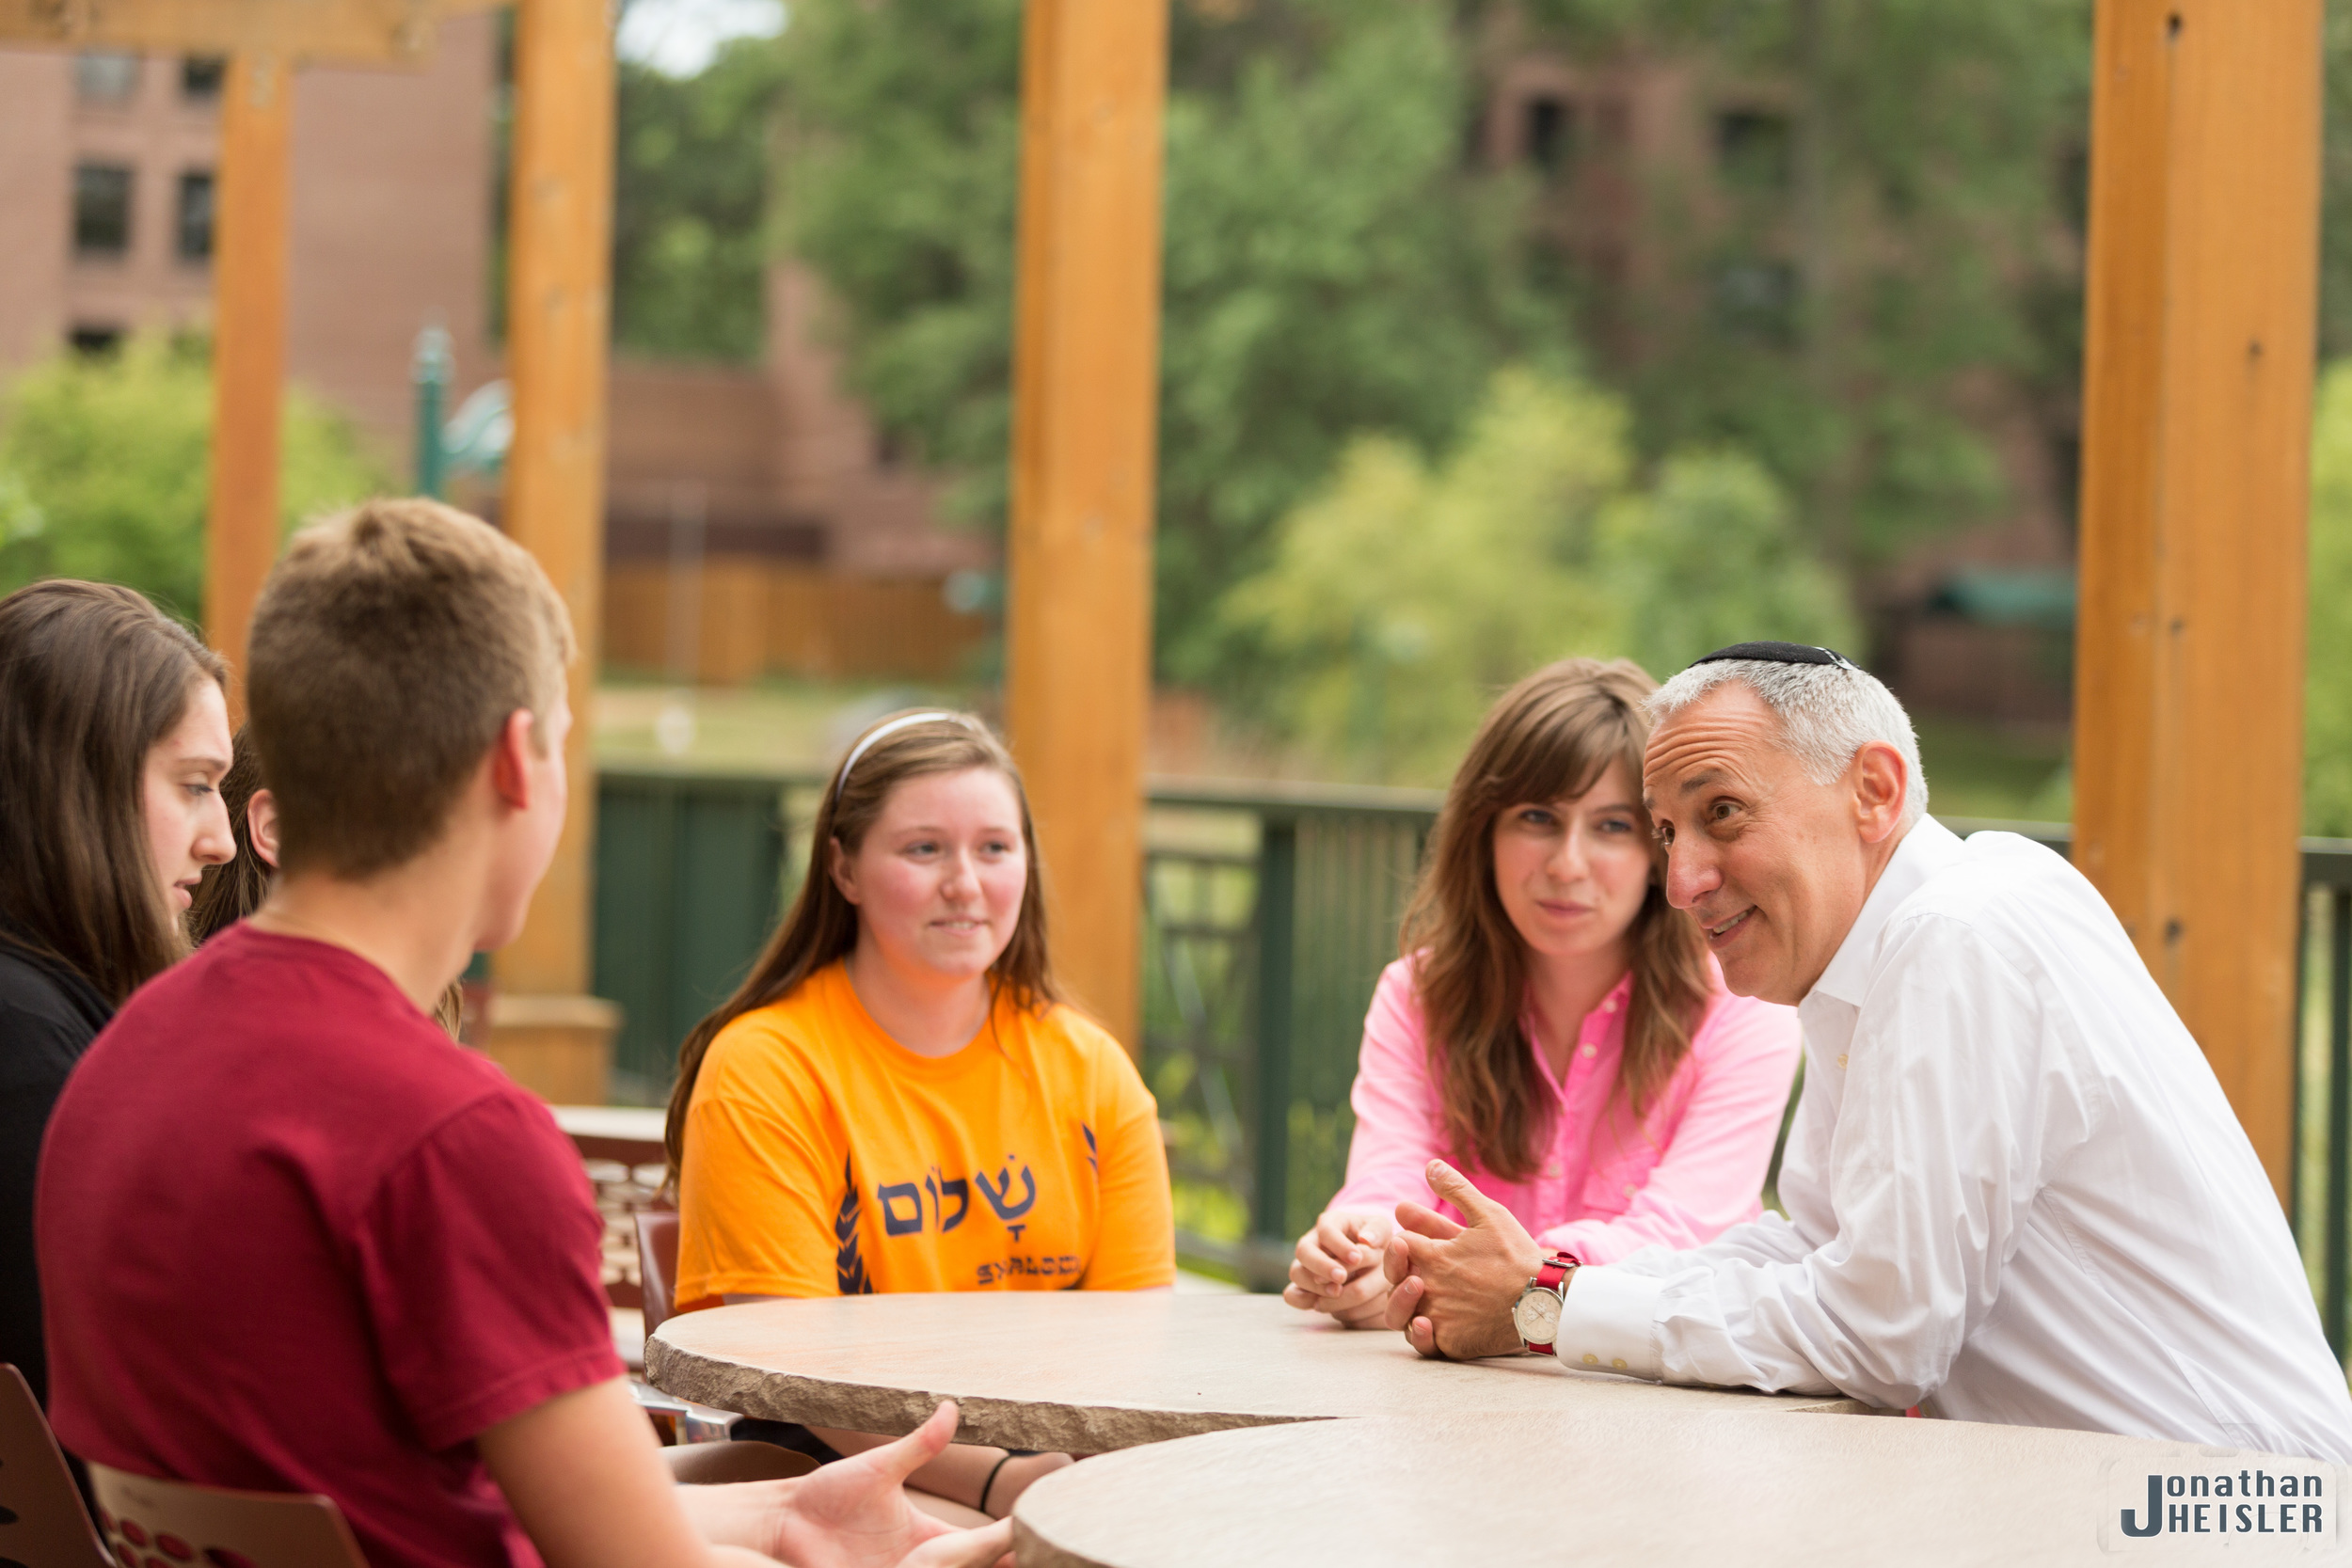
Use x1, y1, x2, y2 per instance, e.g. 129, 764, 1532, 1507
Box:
0, 0, 496, 62
2074, 0, 2323, 1200
201, 49, 292, 715
1004, 0, 1170, 1056
492, 0, 616, 1090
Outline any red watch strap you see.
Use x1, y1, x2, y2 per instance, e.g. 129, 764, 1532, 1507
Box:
1525, 1251, 1579, 1354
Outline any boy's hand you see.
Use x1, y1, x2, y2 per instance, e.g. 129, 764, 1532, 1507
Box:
764, 1402, 1013, 1568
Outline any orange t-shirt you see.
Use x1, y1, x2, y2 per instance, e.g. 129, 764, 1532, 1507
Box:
674, 961, 1173, 1307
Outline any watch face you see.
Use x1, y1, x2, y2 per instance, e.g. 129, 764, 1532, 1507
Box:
1513, 1285, 1563, 1342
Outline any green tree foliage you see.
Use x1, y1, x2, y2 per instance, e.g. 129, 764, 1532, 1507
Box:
2318, 5, 2352, 360
1522, 0, 2093, 568
779, 0, 1024, 507
612, 35, 784, 361
0, 336, 390, 622
1595, 449, 1861, 680
1219, 369, 1856, 782
777, 0, 1574, 675
2307, 362, 2352, 837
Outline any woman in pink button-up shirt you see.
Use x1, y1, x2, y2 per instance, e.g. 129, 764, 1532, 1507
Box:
1284, 658, 1800, 1326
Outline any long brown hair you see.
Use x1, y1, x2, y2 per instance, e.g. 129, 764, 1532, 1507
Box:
0, 579, 227, 1004
1399, 658, 1710, 1181
664, 711, 1060, 1180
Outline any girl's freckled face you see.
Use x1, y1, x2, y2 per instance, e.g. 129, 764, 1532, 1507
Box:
835, 767, 1028, 982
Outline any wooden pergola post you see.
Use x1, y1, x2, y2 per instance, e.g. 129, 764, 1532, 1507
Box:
2074, 0, 2323, 1200
1004, 0, 1171, 1055
488, 0, 621, 1098
200, 50, 293, 714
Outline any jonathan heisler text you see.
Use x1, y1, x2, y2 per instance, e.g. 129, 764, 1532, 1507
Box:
2120, 1466, 2328, 1540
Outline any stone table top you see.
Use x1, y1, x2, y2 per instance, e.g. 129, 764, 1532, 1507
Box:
645, 1291, 1873, 1454
1012, 1408, 2339, 1566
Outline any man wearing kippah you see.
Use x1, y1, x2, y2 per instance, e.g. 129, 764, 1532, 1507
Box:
1382, 642, 2352, 1461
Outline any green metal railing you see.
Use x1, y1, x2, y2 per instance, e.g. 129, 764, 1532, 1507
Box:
590, 768, 2352, 1338
2300, 847, 2352, 1356
592, 769, 803, 1103
1141, 779, 1440, 1285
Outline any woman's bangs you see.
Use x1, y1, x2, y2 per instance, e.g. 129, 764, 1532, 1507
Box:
1486, 707, 1638, 814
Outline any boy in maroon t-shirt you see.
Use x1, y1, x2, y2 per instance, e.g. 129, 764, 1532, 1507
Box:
39, 500, 1009, 1568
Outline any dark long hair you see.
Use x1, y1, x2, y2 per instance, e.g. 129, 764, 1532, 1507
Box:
663, 711, 1060, 1181
186, 727, 270, 946
0, 580, 227, 1003
1398, 658, 1711, 1181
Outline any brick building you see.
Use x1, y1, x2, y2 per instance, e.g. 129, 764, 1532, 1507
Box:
0, 20, 987, 686
0, 24, 501, 452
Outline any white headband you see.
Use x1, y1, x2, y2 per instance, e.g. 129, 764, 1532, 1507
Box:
834, 711, 960, 799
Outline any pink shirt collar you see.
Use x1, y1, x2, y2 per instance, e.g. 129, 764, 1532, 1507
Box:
1525, 969, 1636, 1100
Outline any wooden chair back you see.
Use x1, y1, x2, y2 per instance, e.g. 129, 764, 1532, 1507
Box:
636, 1208, 681, 1337
0, 1363, 108, 1568
86, 1464, 367, 1568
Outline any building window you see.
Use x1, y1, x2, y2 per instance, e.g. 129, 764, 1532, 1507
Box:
74, 51, 140, 104
69, 324, 124, 356
177, 170, 215, 261
1713, 258, 1799, 342
73, 163, 134, 258
1525, 94, 1574, 174
181, 55, 226, 99
1716, 108, 1793, 194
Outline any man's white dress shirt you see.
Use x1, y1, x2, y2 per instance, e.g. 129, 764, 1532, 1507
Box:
1554, 816, 2352, 1461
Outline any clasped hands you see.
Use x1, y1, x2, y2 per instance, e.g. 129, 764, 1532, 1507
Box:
1284, 1159, 1543, 1360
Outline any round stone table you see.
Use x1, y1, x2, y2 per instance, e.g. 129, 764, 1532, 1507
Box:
1011, 1408, 2339, 1566
645, 1291, 1871, 1454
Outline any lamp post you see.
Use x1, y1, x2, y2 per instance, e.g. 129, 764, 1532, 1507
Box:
412, 325, 453, 498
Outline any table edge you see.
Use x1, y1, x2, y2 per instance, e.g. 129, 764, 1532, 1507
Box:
646, 1337, 1324, 1454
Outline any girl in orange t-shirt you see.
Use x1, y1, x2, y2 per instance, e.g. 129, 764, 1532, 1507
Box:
666, 709, 1173, 1519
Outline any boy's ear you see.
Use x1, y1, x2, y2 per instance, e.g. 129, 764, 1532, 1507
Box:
248, 788, 282, 870
487, 708, 539, 811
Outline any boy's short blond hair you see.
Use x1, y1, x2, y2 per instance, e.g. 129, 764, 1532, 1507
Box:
248, 499, 576, 879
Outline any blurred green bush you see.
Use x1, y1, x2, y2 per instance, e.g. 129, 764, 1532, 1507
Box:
0, 334, 389, 624
778, 0, 1572, 683
2308, 362, 2352, 837
612, 39, 781, 362
1219, 368, 1857, 783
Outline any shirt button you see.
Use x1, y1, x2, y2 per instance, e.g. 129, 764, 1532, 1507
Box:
1581, 1354, 1600, 1366
1544, 1162, 1561, 1178
1580, 1043, 1597, 1059
1622, 1182, 1636, 1197
1836, 1053, 1849, 1069
1600, 996, 1617, 1014
1612, 1358, 1629, 1370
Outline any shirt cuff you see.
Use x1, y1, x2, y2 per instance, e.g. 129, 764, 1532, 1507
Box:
1549, 1264, 1664, 1380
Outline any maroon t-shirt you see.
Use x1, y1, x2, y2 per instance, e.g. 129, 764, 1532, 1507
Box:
37, 925, 622, 1568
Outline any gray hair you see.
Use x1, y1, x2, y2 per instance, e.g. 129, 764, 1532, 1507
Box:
1644, 657, 1929, 828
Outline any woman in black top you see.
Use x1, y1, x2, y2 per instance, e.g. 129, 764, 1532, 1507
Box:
0, 580, 233, 1403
